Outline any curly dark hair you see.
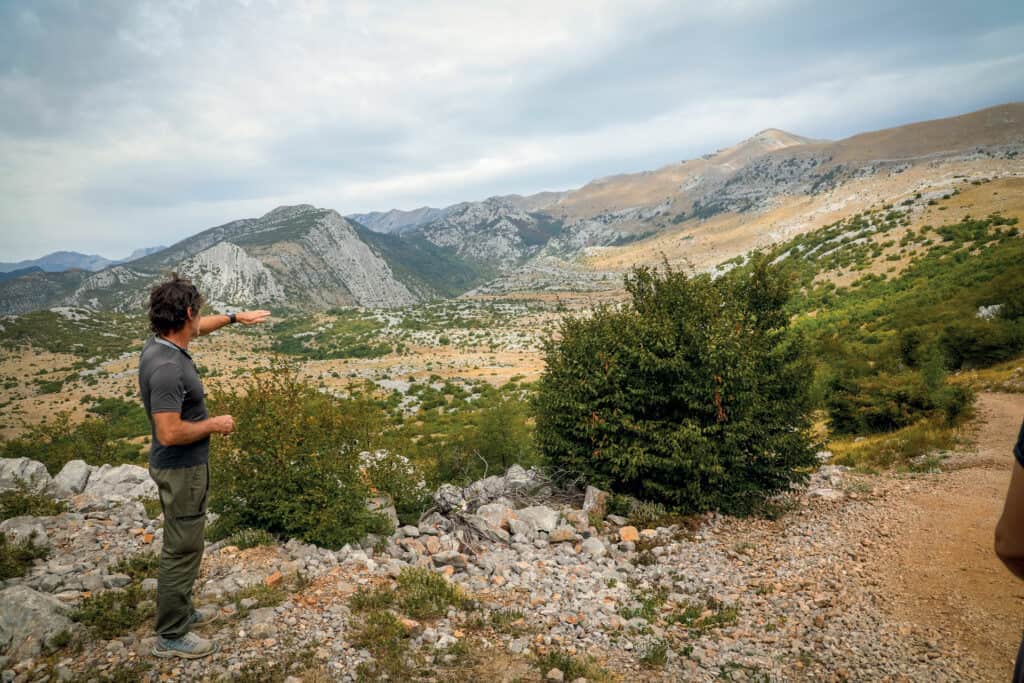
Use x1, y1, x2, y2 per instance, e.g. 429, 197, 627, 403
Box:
148, 273, 203, 335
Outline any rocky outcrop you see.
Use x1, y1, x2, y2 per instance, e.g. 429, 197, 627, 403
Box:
81, 464, 156, 502
0, 457, 54, 494
0, 586, 75, 660
52, 460, 92, 496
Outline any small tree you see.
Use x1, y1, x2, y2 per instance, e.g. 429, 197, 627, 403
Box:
534, 258, 816, 513
208, 365, 392, 548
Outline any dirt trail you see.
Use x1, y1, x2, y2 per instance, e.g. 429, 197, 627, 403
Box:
880, 393, 1024, 681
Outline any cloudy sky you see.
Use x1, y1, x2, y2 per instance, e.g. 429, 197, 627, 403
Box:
1, 0, 1022, 261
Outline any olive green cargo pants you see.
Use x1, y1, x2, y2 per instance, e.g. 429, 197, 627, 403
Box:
149, 463, 208, 640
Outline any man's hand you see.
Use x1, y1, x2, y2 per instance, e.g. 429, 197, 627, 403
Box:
209, 415, 235, 435
236, 310, 271, 325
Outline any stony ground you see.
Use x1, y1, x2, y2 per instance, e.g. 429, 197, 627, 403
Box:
1, 393, 1022, 682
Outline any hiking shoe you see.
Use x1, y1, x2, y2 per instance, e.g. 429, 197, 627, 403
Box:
152, 632, 219, 659
188, 606, 220, 626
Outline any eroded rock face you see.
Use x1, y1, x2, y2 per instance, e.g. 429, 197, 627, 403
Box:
0, 457, 53, 494
0, 586, 75, 660
178, 241, 287, 307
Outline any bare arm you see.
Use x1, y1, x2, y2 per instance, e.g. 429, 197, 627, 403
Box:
996, 461, 1024, 580
152, 411, 234, 446
199, 310, 271, 336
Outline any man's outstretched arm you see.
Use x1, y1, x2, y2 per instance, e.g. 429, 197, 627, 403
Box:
199, 310, 271, 336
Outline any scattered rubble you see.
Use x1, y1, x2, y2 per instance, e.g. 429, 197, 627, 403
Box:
0, 457, 985, 681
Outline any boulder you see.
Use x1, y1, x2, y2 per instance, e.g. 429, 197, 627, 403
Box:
476, 503, 514, 530
582, 486, 609, 519
581, 537, 607, 558
0, 586, 75, 659
464, 475, 506, 505
431, 551, 467, 570
503, 465, 546, 496
548, 526, 577, 543
0, 458, 53, 494
619, 526, 640, 543
503, 464, 532, 488
52, 460, 93, 496
82, 464, 156, 502
433, 484, 465, 513
508, 518, 537, 541
366, 494, 399, 528
515, 505, 560, 533
463, 514, 510, 543
561, 509, 589, 532
0, 516, 50, 549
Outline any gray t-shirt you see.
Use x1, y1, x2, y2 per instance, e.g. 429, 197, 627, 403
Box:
139, 336, 209, 469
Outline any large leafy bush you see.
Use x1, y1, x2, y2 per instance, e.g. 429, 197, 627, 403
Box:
534, 259, 817, 513
208, 365, 392, 548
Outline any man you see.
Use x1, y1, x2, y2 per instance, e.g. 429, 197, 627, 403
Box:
139, 274, 269, 659
995, 417, 1024, 681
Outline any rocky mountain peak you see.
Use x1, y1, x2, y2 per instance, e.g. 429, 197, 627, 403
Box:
258, 204, 318, 222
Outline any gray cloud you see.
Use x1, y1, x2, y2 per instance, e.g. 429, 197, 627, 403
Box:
1, 0, 1022, 260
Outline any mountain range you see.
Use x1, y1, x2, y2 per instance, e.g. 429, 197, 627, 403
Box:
0, 246, 168, 275
1, 103, 1021, 315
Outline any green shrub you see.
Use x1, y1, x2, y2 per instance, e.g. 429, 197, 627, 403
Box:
227, 582, 287, 618
352, 610, 414, 681
350, 584, 396, 613
534, 259, 817, 514
86, 398, 150, 438
208, 365, 392, 549
0, 482, 67, 521
939, 320, 1024, 370
0, 412, 143, 475
534, 650, 611, 682
70, 584, 153, 638
358, 449, 430, 526
223, 527, 277, 550
67, 661, 152, 683
0, 531, 49, 579
466, 393, 539, 473
639, 639, 669, 667
111, 552, 160, 581
394, 566, 466, 619
826, 371, 973, 435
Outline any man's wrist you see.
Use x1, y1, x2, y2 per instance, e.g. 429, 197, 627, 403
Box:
228, 312, 237, 324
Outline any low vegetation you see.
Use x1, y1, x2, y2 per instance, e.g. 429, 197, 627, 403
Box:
0, 482, 67, 520
0, 409, 145, 475
207, 364, 394, 549
0, 531, 49, 580
70, 583, 153, 639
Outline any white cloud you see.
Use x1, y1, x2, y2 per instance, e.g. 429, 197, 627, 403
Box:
0, 0, 1021, 260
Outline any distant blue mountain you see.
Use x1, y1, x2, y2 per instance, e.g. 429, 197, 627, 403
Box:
0, 245, 168, 274
0, 251, 114, 273
0, 266, 44, 283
